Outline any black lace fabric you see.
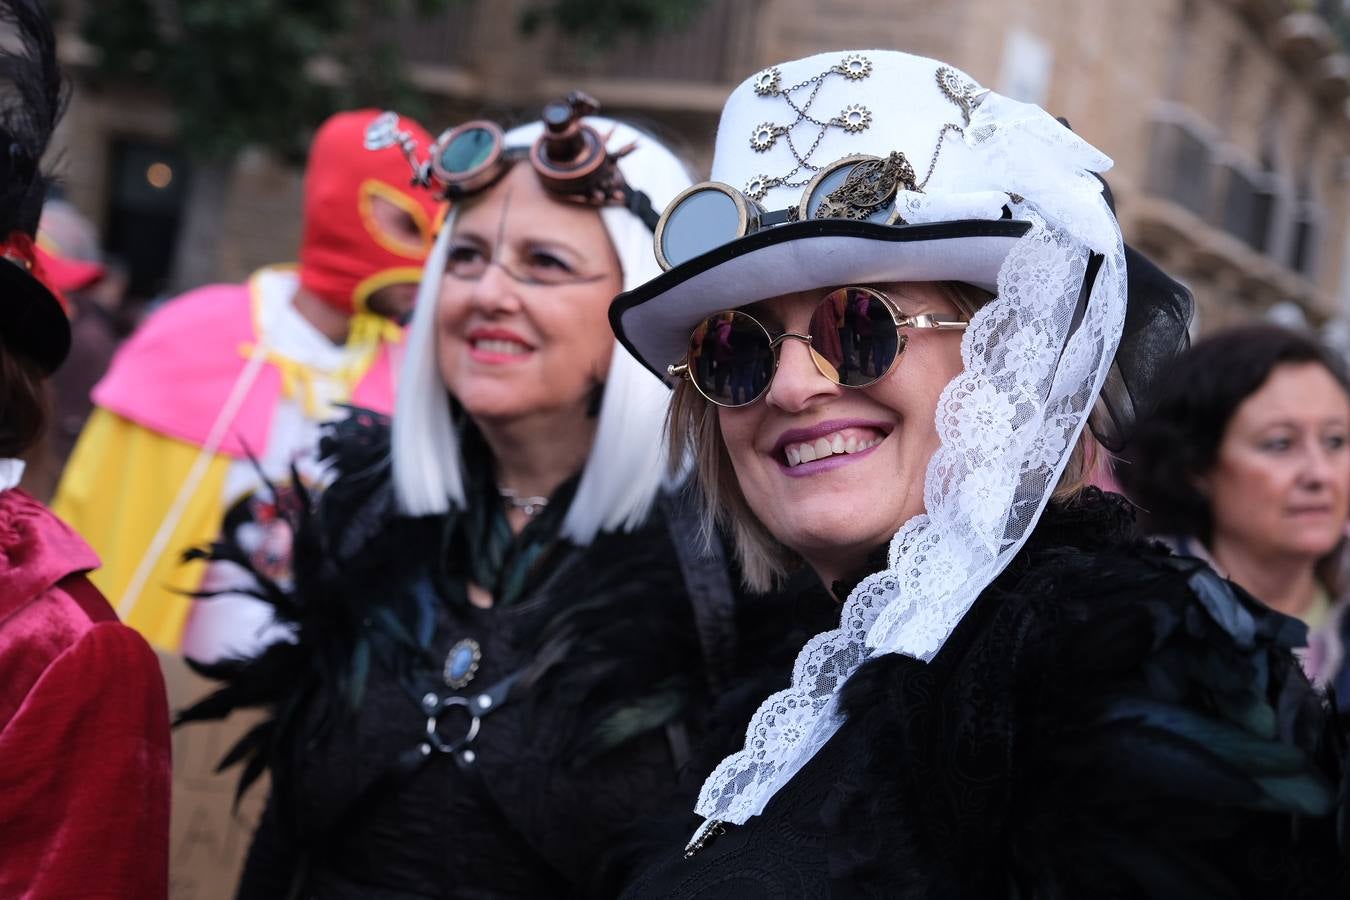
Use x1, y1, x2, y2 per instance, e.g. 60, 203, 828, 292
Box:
620, 489, 1349, 899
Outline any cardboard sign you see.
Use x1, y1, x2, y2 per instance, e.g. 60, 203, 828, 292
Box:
160, 651, 268, 900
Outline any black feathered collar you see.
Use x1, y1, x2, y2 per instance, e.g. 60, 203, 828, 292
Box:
1022, 486, 1137, 554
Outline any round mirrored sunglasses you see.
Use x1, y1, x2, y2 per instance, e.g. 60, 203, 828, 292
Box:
668, 285, 967, 408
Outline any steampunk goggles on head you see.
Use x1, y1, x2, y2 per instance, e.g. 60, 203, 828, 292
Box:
366, 92, 660, 231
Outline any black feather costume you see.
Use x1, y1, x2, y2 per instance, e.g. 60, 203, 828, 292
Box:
0, 0, 69, 374
176, 409, 810, 899
621, 489, 1350, 899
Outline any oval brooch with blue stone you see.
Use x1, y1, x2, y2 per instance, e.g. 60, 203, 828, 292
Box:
444, 637, 482, 689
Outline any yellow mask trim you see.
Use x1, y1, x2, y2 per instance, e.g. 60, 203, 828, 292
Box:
359, 179, 434, 260
352, 265, 424, 319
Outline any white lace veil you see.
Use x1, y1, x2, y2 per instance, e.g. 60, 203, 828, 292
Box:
683, 55, 1129, 836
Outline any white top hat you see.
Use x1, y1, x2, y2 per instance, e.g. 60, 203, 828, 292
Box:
611, 49, 1118, 379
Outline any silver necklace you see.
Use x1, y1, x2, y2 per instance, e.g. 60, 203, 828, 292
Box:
497, 486, 548, 517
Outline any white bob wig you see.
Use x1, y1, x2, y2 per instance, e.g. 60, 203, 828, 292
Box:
391, 116, 693, 544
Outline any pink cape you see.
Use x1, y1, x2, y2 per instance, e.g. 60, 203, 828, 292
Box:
92, 278, 398, 459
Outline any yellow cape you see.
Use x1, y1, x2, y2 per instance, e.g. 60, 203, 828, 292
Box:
51, 409, 229, 651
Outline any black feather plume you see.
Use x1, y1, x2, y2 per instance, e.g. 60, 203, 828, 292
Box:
173, 408, 427, 827
0, 0, 65, 238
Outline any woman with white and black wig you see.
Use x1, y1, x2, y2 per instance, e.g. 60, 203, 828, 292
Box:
0, 2, 170, 896
610, 51, 1347, 897
179, 98, 797, 898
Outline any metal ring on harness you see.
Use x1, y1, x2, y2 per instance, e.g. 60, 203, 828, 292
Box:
424, 695, 482, 754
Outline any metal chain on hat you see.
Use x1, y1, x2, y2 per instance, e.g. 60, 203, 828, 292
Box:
915, 67, 990, 191
744, 53, 874, 200
745, 61, 987, 203
918, 122, 965, 191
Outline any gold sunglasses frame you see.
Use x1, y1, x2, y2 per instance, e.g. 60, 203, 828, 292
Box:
668, 286, 968, 408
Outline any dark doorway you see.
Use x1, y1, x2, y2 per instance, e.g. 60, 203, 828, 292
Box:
104, 138, 188, 302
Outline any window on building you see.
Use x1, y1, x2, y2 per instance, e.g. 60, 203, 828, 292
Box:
997, 28, 1053, 107
1147, 117, 1214, 217
548, 0, 757, 83
1214, 43, 1244, 134
1288, 186, 1320, 278
1219, 154, 1277, 252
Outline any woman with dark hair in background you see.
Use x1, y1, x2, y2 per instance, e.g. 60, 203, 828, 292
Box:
1123, 323, 1350, 701
0, 1, 170, 896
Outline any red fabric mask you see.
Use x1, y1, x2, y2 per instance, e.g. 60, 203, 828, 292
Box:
298, 109, 443, 317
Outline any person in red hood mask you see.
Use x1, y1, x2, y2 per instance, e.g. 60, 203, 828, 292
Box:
52, 108, 442, 657
0, 1, 171, 895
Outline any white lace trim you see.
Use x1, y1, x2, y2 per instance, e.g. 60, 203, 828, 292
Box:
694, 91, 1128, 826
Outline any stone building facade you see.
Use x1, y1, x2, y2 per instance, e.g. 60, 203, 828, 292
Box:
55, 0, 1350, 331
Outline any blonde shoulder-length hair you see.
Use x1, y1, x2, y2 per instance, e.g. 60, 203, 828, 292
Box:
390, 117, 693, 544
668, 281, 1102, 592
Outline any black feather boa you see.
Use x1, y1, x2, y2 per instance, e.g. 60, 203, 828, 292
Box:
177, 409, 425, 820
0, 0, 63, 238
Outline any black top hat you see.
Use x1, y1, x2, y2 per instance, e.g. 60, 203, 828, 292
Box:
0, 0, 68, 375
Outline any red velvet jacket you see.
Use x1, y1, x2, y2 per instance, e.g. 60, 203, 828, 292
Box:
0, 488, 170, 899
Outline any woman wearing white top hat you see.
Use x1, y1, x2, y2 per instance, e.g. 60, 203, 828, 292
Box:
610, 50, 1346, 897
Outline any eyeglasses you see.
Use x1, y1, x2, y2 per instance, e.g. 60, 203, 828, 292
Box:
668, 285, 966, 408
366, 92, 661, 231
443, 242, 611, 287
654, 152, 918, 270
